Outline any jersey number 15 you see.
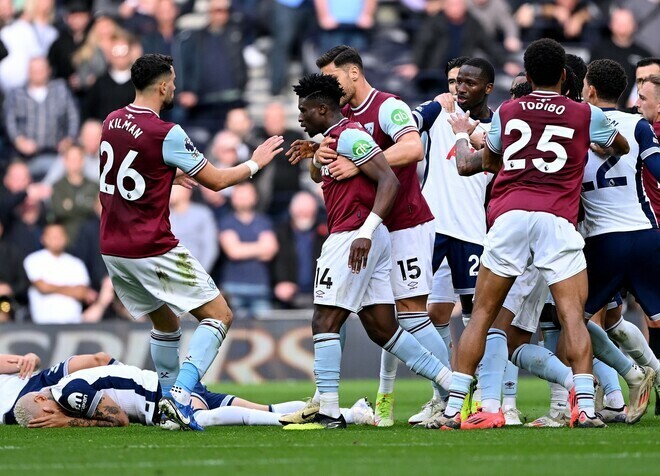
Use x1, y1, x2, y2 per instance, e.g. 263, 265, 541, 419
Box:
99, 141, 146, 201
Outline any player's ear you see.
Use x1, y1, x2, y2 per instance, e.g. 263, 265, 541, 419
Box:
485, 82, 494, 95
349, 65, 360, 81
561, 68, 567, 84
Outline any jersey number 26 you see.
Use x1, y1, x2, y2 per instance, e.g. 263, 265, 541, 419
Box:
99, 141, 146, 201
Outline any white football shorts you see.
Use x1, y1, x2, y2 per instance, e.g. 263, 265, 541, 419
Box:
389, 221, 434, 300
506, 264, 549, 333
481, 210, 586, 286
313, 225, 394, 313
428, 259, 457, 304
102, 244, 220, 319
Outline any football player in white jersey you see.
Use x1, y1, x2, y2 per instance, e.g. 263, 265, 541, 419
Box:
12, 364, 375, 428
409, 58, 497, 424
0, 352, 116, 425
579, 59, 659, 417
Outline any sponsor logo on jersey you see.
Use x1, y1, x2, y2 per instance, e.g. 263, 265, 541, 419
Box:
391, 109, 411, 126
68, 392, 88, 412
353, 140, 373, 158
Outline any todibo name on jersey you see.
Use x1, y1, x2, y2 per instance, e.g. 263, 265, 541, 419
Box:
518, 100, 567, 115
107, 117, 144, 139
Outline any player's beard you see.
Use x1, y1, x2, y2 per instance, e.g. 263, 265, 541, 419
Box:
162, 96, 175, 111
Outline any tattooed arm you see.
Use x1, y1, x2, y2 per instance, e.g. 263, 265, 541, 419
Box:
448, 112, 503, 176
28, 394, 129, 428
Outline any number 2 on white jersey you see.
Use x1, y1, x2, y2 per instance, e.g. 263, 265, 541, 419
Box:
503, 120, 575, 173
99, 140, 146, 201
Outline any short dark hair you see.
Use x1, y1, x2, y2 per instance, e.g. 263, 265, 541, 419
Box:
636, 57, 660, 70
566, 54, 587, 85
131, 54, 173, 90
511, 82, 532, 99
462, 57, 495, 84
293, 73, 345, 108
445, 56, 470, 78
524, 39, 565, 87
316, 45, 363, 71
586, 59, 627, 103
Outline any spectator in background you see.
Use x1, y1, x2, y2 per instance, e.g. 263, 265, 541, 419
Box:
70, 14, 119, 95
4, 57, 79, 180
118, 0, 158, 37
253, 102, 304, 217
0, 161, 50, 234
398, 0, 516, 94
82, 33, 138, 121
50, 144, 98, 243
4, 194, 46, 263
43, 119, 103, 185
23, 222, 94, 324
314, 0, 377, 54
199, 130, 242, 226
0, 0, 58, 92
72, 197, 116, 321
468, 0, 521, 53
514, 0, 602, 45
218, 181, 278, 317
169, 185, 219, 272
176, 0, 247, 144
225, 107, 261, 162
590, 7, 650, 110
0, 218, 30, 321
622, 0, 660, 57
269, 0, 314, 96
272, 191, 326, 309
140, 0, 179, 55
47, 1, 93, 94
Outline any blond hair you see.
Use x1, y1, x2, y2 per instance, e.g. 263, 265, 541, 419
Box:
13, 392, 42, 427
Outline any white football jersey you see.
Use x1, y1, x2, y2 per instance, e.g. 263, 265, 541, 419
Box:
50, 365, 160, 425
414, 101, 493, 244
0, 375, 29, 424
580, 109, 659, 238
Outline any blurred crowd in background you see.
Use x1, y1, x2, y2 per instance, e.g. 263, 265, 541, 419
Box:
0, 0, 658, 323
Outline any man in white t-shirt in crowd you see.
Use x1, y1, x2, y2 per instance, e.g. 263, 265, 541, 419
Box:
23, 222, 95, 324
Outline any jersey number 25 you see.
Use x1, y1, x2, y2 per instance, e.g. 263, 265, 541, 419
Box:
503, 120, 575, 173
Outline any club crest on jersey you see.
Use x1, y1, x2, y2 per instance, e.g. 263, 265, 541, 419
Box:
391, 109, 411, 126
364, 122, 375, 134
353, 140, 373, 158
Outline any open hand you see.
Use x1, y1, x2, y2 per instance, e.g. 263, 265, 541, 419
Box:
286, 140, 318, 165
447, 112, 480, 136
327, 155, 359, 180
251, 136, 285, 169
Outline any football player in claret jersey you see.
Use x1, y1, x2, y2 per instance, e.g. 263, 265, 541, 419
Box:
310, 45, 449, 428
99, 54, 284, 431
435, 38, 630, 430
286, 74, 452, 429
579, 59, 659, 421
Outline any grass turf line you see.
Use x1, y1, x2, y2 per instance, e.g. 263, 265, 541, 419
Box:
0, 378, 658, 476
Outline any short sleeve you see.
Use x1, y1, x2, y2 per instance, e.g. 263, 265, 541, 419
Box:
71, 257, 90, 286
378, 97, 418, 142
162, 125, 208, 176
635, 119, 660, 162
23, 253, 42, 282
588, 104, 617, 147
51, 378, 103, 418
485, 107, 503, 154
412, 100, 442, 133
336, 128, 383, 166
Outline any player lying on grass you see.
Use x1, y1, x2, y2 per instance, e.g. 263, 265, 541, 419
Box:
12, 364, 375, 428
1, 352, 116, 425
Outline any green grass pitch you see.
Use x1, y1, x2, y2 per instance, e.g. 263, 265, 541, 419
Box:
1, 378, 658, 476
